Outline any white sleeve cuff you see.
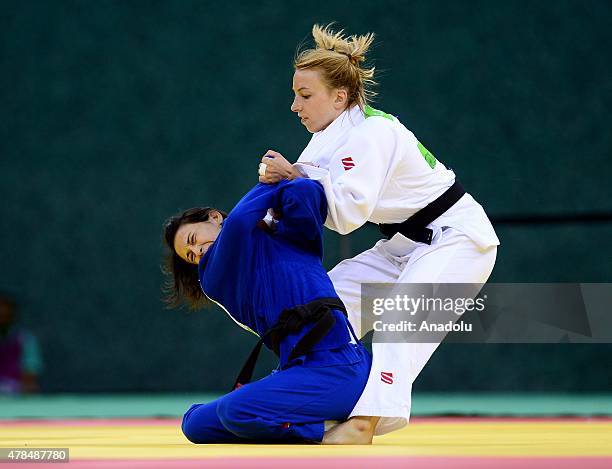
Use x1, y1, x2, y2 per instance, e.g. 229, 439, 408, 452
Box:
293, 163, 329, 180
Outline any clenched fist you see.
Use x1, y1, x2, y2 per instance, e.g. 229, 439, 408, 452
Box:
258, 150, 302, 183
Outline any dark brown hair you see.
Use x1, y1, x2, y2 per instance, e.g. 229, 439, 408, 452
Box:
161, 207, 226, 310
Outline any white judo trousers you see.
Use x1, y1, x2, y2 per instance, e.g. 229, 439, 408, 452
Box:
329, 227, 497, 435
292, 105, 500, 435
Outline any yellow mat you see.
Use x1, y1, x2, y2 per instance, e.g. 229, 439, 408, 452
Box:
2, 419, 611, 459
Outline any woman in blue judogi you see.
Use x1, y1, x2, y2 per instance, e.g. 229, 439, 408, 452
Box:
162, 178, 371, 443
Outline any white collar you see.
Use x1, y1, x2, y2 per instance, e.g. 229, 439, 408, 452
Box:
299, 105, 364, 162
314, 105, 364, 139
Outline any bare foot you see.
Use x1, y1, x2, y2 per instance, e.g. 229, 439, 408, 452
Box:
322, 416, 380, 445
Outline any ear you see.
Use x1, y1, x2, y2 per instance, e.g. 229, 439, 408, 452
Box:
333, 88, 348, 110
208, 210, 224, 225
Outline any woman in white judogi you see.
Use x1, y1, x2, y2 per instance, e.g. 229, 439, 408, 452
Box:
259, 24, 499, 443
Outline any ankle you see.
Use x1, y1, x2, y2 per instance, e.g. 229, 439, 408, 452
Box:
350, 416, 380, 432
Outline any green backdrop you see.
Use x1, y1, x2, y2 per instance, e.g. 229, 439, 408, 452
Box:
1, 0, 611, 392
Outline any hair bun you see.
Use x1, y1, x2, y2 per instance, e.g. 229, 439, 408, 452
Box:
326, 46, 359, 65
313, 24, 373, 66
294, 23, 378, 109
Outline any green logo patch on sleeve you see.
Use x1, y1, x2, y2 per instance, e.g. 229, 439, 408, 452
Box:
417, 141, 437, 169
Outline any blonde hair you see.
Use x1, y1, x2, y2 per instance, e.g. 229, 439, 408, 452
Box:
294, 24, 377, 110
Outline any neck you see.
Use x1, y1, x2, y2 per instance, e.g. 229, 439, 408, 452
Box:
320, 107, 350, 132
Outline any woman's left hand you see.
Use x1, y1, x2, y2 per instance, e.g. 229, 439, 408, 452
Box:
258, 150, 302, 183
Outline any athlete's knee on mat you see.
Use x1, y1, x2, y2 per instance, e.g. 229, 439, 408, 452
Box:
217, 395, 281, 439
182, 403, 200, 426
181, 404, 204, 443
181, 404, 225, 444
181, 415, 200, 443
216, 397, 247, 431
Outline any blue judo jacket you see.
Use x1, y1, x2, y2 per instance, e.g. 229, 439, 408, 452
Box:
198, 179, 359, 368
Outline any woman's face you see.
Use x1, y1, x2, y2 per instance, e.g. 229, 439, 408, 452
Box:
291, 68, 347, 133
173, 211, 223, 265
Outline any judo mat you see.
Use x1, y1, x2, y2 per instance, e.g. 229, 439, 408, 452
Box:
1, 394, 611, 468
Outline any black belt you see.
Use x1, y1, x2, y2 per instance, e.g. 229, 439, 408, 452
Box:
379, 180, 466, 244
232, 297, 348, 391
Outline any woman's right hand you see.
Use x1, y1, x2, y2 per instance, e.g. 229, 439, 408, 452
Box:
258, 150, 302, 184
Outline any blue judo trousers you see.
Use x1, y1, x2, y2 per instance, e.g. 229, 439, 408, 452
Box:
181, 179, 371, 443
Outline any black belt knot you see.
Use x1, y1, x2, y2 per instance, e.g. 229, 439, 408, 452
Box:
379, 179, 466, 244
269, 303, 332, 356
232, 297, 348, 390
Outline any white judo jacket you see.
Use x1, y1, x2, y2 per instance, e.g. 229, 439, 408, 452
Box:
294, 105, 499, 249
